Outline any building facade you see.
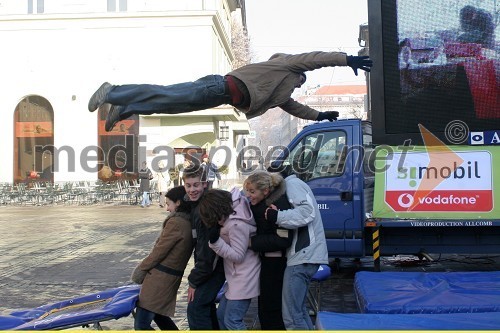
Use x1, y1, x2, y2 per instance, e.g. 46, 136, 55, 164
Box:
0, 0, 248, 184
294, 85, 367, 137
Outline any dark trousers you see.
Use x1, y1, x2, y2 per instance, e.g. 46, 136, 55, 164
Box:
258, 256, 287, 330
187, 269, 226, 330
134, 306, 178, 330
106, 75, 232, 118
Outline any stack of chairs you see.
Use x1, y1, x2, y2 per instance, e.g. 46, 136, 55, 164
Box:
0, 179, 152, 206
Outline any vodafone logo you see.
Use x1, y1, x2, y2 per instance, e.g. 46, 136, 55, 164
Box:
397, 193, 414, 208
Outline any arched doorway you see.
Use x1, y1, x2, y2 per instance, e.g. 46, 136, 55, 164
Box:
13, 96, 54, 184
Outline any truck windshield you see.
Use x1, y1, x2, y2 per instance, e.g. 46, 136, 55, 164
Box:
284, 130, 347, 182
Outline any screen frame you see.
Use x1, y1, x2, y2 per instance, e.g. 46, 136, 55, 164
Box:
368, 0, 391, 145
368, 0, 499, 146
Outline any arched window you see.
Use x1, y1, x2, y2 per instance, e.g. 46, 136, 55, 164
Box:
13, 96, 54, 184
97, 105, 139, 182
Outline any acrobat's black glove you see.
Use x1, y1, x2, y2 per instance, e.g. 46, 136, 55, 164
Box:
346, 56, 373, 76
266, 208, 278, 224
316, 111, 339, 122
208, 225, 221, 243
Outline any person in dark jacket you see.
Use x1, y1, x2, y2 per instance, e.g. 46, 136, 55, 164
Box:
131, 186, 193, 330
457, 5, 495, 49
201, 153, 221, 189
87, 51, 372, 131
139, 161, 153, 208
183, 163, 225, 330
243, 171, 293, 330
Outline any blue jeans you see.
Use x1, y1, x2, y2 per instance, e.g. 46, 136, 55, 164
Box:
141, 191, 150, 207
217, 295, 251, 330
134, 306, 178, 330
106, 75, 232, 118
282, 263, 319, 330
187, 270, 226, 330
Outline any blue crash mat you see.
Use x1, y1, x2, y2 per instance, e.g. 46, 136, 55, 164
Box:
315, 311, 500, 330
354, 271, 500, 314
0, 285, 140, 330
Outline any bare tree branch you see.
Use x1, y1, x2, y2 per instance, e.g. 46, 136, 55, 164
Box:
231, 14, 254, 69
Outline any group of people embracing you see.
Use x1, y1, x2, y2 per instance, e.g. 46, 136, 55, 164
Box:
88, 50, 372, 331
131, 162, 328, 330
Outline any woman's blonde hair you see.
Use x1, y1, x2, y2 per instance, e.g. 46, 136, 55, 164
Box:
243, 170, 283, 193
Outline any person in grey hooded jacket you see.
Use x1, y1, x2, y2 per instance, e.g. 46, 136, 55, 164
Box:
88, 51, 372, 131
265, 172, 328, 330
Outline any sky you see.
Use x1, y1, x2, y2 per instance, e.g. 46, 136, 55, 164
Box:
244, 0, 369, 87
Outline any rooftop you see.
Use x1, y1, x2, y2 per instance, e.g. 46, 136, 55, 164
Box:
314, 85, 367, 95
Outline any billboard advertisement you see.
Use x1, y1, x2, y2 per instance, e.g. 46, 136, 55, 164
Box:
373, 145, 500, 219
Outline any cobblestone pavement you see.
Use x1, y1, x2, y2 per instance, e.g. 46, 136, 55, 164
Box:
0, 204, 182, 330
1, 204, 499, 330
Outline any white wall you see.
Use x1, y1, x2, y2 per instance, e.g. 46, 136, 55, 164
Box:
0, 2, 237, 182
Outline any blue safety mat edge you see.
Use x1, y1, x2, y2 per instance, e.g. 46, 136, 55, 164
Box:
316, 311, 500, 330
354, 271, 500, 314
0, 284, 140, 330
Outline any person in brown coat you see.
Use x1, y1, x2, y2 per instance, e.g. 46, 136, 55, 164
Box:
131, 186, 193, 330
87, 51, 372, 131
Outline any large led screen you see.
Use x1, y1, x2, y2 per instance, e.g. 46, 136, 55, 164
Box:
370, 0, 499, 145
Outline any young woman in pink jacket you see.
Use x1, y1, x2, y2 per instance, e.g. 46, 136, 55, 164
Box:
199, 188, 260, 330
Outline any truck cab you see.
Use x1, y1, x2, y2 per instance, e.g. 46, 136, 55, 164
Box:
271, 119, 373, 258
